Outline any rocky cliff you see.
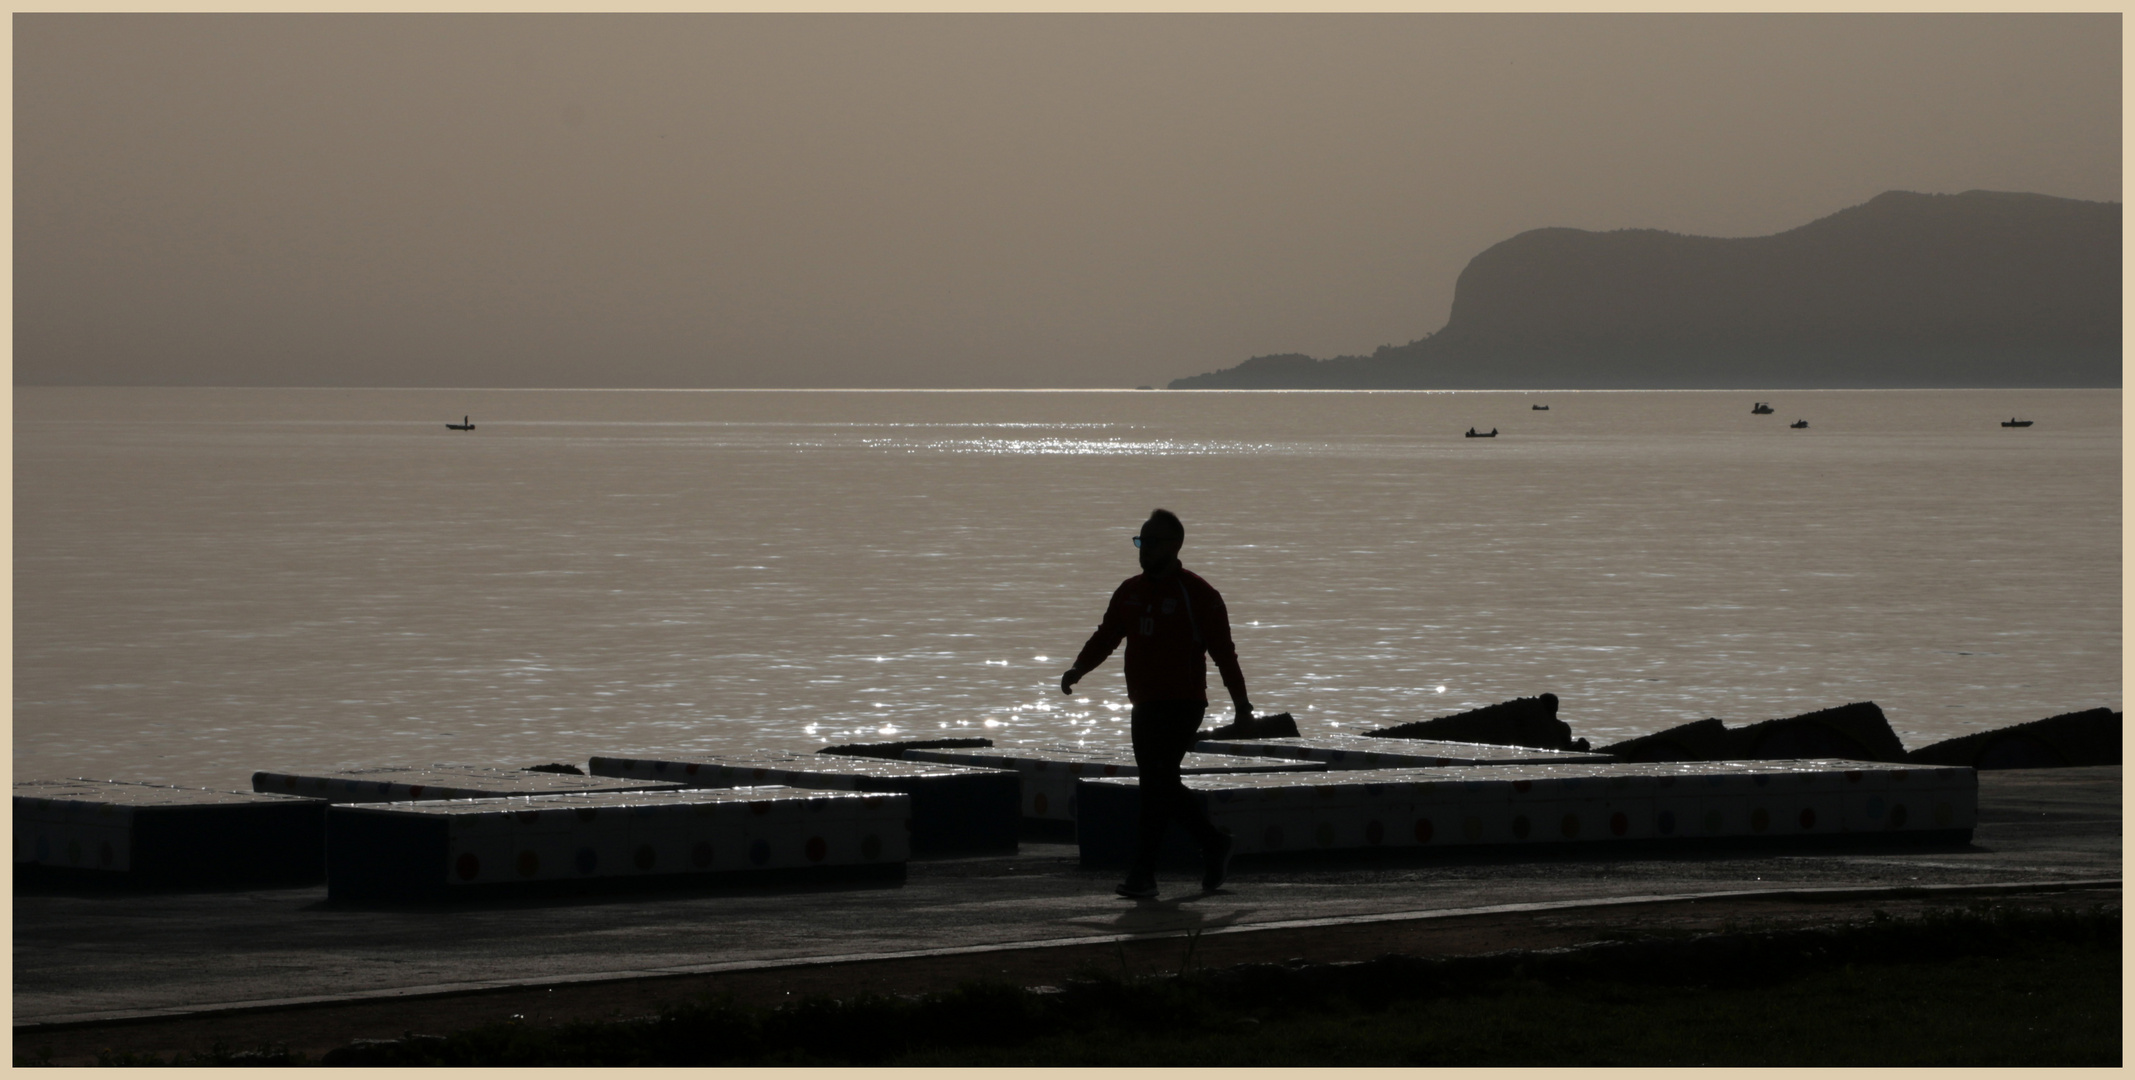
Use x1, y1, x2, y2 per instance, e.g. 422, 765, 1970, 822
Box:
1173, 190, 2120, 389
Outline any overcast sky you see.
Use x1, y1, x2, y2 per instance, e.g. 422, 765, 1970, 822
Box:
14, 14, 2121, 388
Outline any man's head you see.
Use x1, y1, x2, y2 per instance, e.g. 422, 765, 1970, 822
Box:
1136, 509, 1184, 574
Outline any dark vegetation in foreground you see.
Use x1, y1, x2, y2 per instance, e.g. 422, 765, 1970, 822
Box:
34, 904, 2117, 1067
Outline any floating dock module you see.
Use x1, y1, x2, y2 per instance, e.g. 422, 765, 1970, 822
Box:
588, 751, 1019, 853
16, 779, 327, 886
252, 764, 691, 803
1193, 734, 1616, 769
326, 786, 910, 902
1075, 760, 1977, 866
903, 745, 1325, 821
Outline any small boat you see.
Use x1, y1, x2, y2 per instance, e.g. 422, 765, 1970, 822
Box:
2001, 418, 2033, 428
1464, 427, 1498, 438
1789, 420, 1809, 429
1531, 404, 1549, 410
1752, 402, 1774, 414
446, 415, 476, 431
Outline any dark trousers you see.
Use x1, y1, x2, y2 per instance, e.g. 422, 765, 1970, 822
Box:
1128, 699, 1224, 878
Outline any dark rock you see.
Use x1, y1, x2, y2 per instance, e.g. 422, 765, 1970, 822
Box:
522, 762, 585, 775
1363, 694, 1584, 751
1906, 707, 2122, 769
1595, 717, 1732, 762
1596, 702, 1908, 763
1203, 711, 1300, 741
816, 737, 994, 761
1727, 702, 1908, 762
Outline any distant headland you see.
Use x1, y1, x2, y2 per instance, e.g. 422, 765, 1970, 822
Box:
1171, 190, 2120, 389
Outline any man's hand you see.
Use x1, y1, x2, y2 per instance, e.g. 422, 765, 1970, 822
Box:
1061, 668, 1083, 695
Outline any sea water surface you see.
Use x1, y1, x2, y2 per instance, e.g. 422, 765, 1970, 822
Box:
14, 387, 2121, 792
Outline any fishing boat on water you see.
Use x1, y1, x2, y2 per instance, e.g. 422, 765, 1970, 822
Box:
446, 415, 476, 431
2001, 418, 2034, 428
1464, 427, 1498, 438
1789, 419, 1809, 429
1752, 402, 1775, 414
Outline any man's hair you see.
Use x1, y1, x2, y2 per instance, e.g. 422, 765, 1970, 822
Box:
1143, 508, 1185, 545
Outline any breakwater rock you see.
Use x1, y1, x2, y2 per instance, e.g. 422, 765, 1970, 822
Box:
1592, 717, 1733, 763
1906, 707, 2122, 769
817, 737, 995, 761
1728, 702, 1910, 761
1598, 702, 1908, 763
1364, 694, 1586, 751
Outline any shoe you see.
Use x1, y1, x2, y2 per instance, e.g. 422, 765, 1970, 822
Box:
1201, 832, 1234, 892
1115, 879, 1158, 899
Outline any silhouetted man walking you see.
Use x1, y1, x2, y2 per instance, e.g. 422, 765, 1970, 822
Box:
1062, 509, 1252, 898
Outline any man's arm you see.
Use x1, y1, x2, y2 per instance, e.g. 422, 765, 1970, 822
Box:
1197, 581, 1253, 720
1062, 583, 1132, 695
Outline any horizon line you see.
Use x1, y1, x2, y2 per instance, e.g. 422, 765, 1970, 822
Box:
12, 385, 2121, 394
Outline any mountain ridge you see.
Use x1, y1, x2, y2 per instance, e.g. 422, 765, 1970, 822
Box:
1171, 190, 2120, 389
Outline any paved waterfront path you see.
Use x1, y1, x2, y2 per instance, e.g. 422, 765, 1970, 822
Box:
14, 767, 2118, 1026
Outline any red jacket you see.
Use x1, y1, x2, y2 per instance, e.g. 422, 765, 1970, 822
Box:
1072, 566, 1248, 706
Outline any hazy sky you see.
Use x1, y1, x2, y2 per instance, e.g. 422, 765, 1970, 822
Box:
15, 15, 2121, 388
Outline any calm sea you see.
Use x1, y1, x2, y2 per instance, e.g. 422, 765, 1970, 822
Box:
14, 387, 2121, 792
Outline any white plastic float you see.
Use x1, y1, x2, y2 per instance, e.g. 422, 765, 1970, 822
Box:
251, 764, 690, 803
902, 745, 1325, 822
15, 778, 326, 886
1076, 759, 1978, 866
587, 750, 1019, 853
1193, 734, 1617, 769
326, 786, 910, 902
